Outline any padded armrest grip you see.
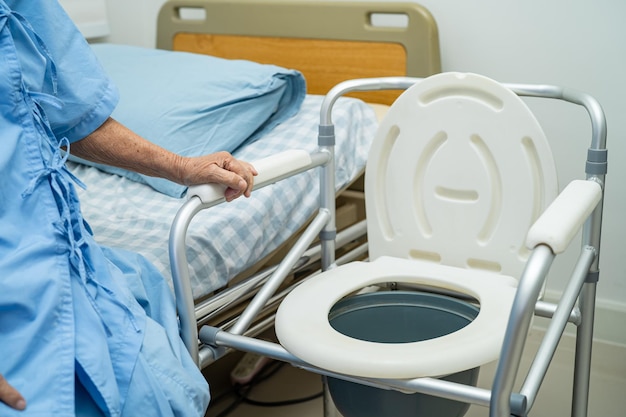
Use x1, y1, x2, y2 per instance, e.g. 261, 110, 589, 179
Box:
252, 149, 313, 185
187, 150, 313, 204
526, 180, 602, 253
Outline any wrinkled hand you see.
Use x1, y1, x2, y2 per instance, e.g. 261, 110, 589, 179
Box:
179, 152, 258, 202
0, 374, 26, 411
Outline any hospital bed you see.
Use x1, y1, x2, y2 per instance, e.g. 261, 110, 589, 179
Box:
66, 0, 441, 369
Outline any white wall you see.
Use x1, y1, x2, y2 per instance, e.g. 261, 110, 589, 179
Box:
412, 0, 626, 345
101, 0, 163, 47
101, 0, 626, 343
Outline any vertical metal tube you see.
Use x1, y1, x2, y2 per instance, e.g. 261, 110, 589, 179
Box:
169, 197, 204, 365
490, 245, 555, 417
319, 147, 336, 271
317, 77, 422, 273
572, 282, 597, 417
519, 247, 596, 411
571, 199, 602, 417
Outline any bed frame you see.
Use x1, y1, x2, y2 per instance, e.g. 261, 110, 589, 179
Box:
157, 0, 440, 105
156, 0, 441, 369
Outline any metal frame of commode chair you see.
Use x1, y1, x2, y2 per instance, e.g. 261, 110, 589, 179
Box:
169, 74, 607, 417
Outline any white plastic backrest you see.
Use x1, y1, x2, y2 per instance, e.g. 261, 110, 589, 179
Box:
526, 180, 602, 254
365, 72, 558, 279
187, 150, 312, 204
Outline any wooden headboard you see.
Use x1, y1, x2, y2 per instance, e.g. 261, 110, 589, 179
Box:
157, 0, 441, 105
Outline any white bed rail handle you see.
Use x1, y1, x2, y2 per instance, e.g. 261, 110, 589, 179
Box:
187, 150, 315, 204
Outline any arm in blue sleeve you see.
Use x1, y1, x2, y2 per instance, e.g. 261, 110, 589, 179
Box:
7, 0, 119, 142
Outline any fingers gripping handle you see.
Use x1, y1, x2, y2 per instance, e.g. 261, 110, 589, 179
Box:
187, 150, 314, 204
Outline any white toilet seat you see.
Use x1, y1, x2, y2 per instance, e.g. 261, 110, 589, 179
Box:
275, 256, 518, 379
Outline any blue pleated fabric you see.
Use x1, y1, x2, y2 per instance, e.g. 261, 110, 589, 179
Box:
0, 1, 209, 416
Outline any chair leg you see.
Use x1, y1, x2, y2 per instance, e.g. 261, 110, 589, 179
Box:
571, 282, 597, 417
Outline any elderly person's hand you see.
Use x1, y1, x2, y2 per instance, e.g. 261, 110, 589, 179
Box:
0, 374, 26, 411
71, 118, 257, 202
178, 151, 257, 202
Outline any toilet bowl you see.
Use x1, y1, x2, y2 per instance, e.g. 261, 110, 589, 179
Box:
275, 256, 517, 379
326, 290, 479, 417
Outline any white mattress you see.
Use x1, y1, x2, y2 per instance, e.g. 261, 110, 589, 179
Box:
68, 95, 377, 299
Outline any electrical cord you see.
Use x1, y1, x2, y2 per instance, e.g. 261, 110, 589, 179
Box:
236, 385, 323, 407
210, 360, 323, 417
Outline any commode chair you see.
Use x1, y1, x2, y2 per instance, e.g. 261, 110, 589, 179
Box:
174, 72, 607, 417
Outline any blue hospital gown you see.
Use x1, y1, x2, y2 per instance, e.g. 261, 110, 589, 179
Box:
0, 1, 209, 416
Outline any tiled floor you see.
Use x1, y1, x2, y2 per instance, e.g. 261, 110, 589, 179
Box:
204, 330, 626, 417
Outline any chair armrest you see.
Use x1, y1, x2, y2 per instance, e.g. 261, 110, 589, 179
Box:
526, 180, 602, 254
187, 150, 313, 204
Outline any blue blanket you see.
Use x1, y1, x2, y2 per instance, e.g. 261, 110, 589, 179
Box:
71, 44, 306, 198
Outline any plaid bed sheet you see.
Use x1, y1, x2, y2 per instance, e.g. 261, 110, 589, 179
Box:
68, 95, 377, 299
